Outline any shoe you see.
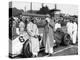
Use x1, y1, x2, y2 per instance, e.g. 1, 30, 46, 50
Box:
49, 53, 53, 56
32, 55, 36, 58
45, 53, 49, 55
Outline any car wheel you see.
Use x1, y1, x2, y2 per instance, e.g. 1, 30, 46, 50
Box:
63, 33, 71, 46
22, 39, 32, 57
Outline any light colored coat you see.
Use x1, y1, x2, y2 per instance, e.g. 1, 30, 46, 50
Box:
45, 18, 55, 53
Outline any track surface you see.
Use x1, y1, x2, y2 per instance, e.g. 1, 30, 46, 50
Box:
38, 44, 78, 57
13, 44, 78, 58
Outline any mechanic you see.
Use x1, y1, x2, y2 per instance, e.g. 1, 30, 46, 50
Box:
66, 20, 74, 44
72, 21, 77, 44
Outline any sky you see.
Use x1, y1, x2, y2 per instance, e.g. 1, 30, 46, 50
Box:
11, 1, 78, 15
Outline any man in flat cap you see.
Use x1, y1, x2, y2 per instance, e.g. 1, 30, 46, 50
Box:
43, 14, 55, 55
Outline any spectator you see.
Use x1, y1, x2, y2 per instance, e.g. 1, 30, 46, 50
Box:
45, 15, 54, 55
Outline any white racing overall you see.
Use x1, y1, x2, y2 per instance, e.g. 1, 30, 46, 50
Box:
27, 22, 39, 56
66, 22, 73, 41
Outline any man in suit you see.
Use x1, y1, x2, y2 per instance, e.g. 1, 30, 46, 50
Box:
44, 15, 55, 55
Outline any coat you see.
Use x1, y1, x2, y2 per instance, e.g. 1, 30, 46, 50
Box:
43, 18, 55, 48
48, 19, 55, 47
72, 22, 77, 44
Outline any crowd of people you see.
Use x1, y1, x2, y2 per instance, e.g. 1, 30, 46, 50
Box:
9, 14, 78, 57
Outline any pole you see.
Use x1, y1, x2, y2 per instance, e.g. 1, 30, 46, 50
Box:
55, 4, 57, 9
30, 2, 32, 13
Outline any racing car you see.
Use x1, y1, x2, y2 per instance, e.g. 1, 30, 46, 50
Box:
9, 32, 42, 58
54, 27, 72, 47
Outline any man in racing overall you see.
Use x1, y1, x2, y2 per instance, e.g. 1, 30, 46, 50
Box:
27, 19, 39, 57
72, 21, 77, 44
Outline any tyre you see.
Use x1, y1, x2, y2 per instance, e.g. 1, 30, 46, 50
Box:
63, 33, 71, 46
22, 39, 32, 57
54, 29, 64, 46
